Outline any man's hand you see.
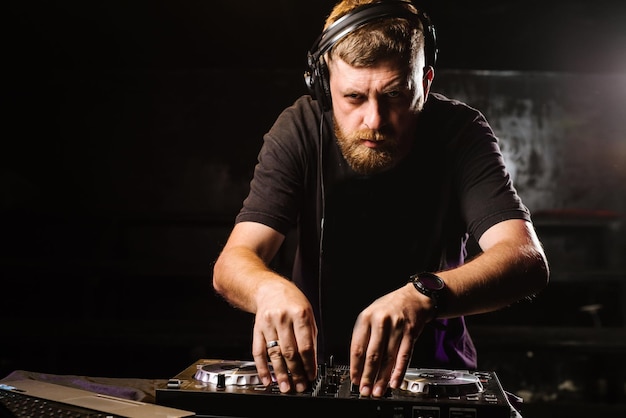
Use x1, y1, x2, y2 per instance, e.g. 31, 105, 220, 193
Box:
349, 283, 434, 397
251, 280, 318, 393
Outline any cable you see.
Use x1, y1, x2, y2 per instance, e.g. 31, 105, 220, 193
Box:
317, 111, 326, 361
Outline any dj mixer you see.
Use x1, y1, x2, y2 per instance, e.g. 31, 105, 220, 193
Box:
156, 359, 517, 418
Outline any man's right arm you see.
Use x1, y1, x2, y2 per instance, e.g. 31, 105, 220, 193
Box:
213, 221, 286, 312
212, 221, 318, 393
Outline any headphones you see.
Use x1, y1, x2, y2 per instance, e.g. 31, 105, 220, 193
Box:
304, 0, 437, 112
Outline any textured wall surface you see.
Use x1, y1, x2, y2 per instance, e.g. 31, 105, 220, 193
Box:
433, 71, 626, 214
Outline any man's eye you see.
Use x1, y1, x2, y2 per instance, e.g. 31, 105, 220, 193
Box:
386, 91, 401, 98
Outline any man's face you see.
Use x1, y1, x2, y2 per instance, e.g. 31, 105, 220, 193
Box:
329, 57, 430, 174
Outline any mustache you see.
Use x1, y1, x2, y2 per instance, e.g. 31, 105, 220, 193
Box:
350, 129, 392, 142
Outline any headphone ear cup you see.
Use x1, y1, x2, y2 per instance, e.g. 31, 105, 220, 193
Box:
304, 52, 318, 98
305, 56, 332, 112
420, 12, 437, 69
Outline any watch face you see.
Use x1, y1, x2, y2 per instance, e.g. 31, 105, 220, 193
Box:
420, 273, 444, 291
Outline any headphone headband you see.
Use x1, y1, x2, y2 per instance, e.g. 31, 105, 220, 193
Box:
310, 2, 424, 63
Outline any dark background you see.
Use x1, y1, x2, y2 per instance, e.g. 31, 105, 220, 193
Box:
5, 0, 626, 72
2, 1, 626, 417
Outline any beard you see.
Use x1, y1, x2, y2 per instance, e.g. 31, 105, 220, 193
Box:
334, 122, 400, 175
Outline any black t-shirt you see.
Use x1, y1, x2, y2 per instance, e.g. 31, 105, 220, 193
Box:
236, 92, 530, 368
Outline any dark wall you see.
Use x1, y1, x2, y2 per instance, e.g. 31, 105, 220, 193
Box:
2, 1, 626, 414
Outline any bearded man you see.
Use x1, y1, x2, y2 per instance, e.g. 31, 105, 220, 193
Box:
212, 0, 549, 398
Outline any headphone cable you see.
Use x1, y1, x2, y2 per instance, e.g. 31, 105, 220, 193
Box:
317, 111, 326, 362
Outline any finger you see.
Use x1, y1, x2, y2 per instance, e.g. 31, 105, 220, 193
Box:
354, 318, 389, 397
389, 335, 414, 389
251, 328, 273, 386
359, 336, 385, 397
277, 343, 308, 393
273, 330, 304, 392
266, 339, 291, 393
371, 330, 403, 397
274, 320, 316, 393
349, 315, 371, 386
292, 315, 318, 383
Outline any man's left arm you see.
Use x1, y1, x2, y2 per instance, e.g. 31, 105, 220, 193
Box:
437, 218, 549, 318
350, 218, 548, 397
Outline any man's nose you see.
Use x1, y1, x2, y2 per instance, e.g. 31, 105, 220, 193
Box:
363, 100, 385, 130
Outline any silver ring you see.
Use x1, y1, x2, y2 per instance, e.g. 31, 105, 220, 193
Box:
266, 340, 280, 349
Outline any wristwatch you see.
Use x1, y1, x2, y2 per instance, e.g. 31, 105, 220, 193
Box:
409, 272, 446, 318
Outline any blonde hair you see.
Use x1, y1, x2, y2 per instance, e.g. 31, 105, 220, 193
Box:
323, 0, 425, 70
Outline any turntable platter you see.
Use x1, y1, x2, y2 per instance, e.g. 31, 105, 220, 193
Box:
400, 369, 483, 397
194, 361, 266, 386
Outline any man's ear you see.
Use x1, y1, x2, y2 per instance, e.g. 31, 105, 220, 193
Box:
423, 66, 434, 97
